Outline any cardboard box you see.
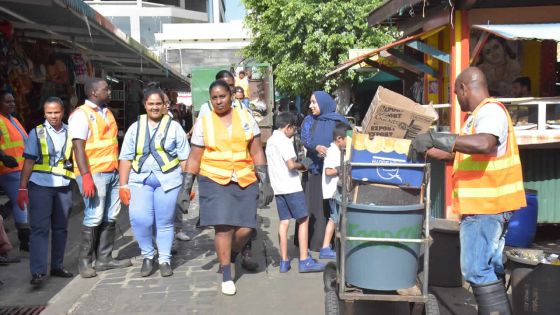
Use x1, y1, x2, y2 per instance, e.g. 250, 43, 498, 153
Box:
361, 86, 438, 139
350, 134, 424, 188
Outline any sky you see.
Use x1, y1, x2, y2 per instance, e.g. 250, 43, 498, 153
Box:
225, 0, 246, 22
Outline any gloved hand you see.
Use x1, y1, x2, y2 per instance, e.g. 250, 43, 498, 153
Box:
300, 157, 313, 170
0, 153, 18, 168
119, 186, 131, 206
81, 172, 96, 198
411, 131, 457, 155
256, 165, 274, 208
17, 189, 29, 210
176, 173, 195, 214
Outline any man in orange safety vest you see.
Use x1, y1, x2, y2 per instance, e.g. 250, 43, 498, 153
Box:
411, 67, 525, 315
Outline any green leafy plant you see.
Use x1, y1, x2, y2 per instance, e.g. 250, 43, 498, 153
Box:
242, 0, 395, 97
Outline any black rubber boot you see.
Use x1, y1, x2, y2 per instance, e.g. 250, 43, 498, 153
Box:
241, 241, 258, 272
78, 225, 97, 278
95, 222, 132, 271
16, 224, 30, 252
472, 279, 512, 315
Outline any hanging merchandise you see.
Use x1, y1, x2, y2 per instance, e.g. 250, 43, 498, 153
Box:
72, 54, 90, 83
0, 21, 14, 41
8, 41, 33, 126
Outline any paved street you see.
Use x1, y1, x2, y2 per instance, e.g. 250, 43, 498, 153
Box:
8, 184, 560, 314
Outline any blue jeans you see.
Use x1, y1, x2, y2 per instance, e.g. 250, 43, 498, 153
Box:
76, 172, 121, 227
0, 172, 28, 224
460, 212, 512, 285
28, 183, 72, 275
129, 174, 179, 264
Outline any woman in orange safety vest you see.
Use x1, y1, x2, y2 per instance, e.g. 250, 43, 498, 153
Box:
0, 90, 29, 251
175, 79, 273, 296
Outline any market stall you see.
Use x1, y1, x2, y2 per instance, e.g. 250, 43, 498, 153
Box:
326, 0, 560, 222
0, 0, 189, 135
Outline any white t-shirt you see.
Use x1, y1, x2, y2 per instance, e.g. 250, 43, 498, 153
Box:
68, 100, 113, 140
322, 142, 341, 199
265, 130, 302, 195
463, 102, 509, 157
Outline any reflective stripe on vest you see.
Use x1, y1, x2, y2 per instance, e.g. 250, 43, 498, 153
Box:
199, 108, 257, 187
0, 115, 27, 174
452, 99, 526, 215
73, 105, 119, 175
131, 114, 179, 173
32, 124, 75, 179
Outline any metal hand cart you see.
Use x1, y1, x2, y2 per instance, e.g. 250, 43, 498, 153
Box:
323, 160, 439, 315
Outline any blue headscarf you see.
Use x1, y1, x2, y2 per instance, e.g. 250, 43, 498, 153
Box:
301, 91, 349, 174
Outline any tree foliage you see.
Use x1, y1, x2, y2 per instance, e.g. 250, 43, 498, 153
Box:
242, 0, 396, 97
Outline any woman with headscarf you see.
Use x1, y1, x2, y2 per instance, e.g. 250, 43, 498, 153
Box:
297, 91, 349, 252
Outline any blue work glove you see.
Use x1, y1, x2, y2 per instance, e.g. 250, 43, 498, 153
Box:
255, 165, 274, 208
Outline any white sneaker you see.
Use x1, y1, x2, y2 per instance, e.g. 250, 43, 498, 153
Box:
175, 231, 191, 241
221, 280, 236, 295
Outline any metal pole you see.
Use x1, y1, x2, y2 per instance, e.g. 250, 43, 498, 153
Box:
339, 159, 348, 297
422, 163, 431, 299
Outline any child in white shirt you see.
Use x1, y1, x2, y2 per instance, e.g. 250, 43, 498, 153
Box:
319, 122, 351, 259
266, 112, 325, 273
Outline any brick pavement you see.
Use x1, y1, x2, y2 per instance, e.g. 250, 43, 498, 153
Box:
41, 194, 327, 315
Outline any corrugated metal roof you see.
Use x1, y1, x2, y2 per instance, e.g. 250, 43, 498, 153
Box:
520, 149, 560, 223
472, 23, 560, 42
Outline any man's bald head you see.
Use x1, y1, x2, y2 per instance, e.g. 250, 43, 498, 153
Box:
456, 67, 488, 91
455, 67, 490, 112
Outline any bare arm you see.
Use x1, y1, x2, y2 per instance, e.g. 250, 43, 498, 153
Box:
249, 136, 266, 165
453, 134, 498, 155
118, 160, 131, 186
325, 167, 338, 176
180, 159, 188, 172
72, 139, 90, 175
19, 159, 36, 188
185, 145, 204, 174
286, 157, 306, 171
426, 148, 455, 161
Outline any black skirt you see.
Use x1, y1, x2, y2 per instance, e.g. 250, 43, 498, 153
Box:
198, 176, 258, 228
295, 172, 329, 252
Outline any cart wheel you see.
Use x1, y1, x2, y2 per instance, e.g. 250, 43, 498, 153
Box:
323, 261, 337, 292
325, 290, 341, 315
423, 294, 440, 315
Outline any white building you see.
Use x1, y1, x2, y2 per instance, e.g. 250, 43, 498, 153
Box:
156, 20, 251, 76
88, 0, 250, 78
86, 0, 226, 51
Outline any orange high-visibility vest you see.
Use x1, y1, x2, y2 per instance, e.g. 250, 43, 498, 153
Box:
73, 104, 118, 175
0, 114, 27, 174
199, 108, 257, 187
452, 99, 526, 215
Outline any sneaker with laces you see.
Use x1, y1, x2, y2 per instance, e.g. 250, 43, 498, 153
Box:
279, 259, 291, 273
319, 247, 336, 259
175, 231, 191, 241
298, 257, 326, 273
221, 280, 236, 295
